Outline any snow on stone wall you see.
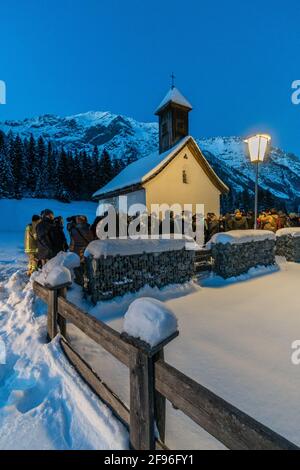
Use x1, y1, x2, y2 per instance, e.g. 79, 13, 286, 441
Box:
211, 235, 276, 279
84, 247, 195, 303
276, 232, 300, 262
209, 230, 275, 246
85, 238, 195, 259
276, 228, 300, 238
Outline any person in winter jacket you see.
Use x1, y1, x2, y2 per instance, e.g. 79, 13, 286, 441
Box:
231, 210, 248, 230
246, 211, 255, 229
224, 213, 233, 232
288, 213, 300, 227
68, 215, 94, 260
277, 211, 288, 229
259, 209, 278, 232
24, 215, 41, 275
36, 209, 56, 264
205, 213, 220, 242
52, 216, 68, 255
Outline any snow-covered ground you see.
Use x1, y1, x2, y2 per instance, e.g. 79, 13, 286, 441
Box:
68, 261, 300, 450
1, 198, 300, 450
0, 199, 129, 450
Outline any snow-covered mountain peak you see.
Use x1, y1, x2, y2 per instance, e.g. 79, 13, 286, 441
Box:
0, 111, 299, 209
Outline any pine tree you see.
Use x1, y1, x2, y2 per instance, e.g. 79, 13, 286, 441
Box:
55, 147, 70, 201
25, 134, 37, 194
99, 149, 113, 187
35, 136, 48, 197
0, 132, 14, 198
9, 135, 24, 198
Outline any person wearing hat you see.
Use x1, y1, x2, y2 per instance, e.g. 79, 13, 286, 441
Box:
68, 215, 93, 260
36, 209, 56, 265
24, 214, 41, 276
231, 209, 248, 230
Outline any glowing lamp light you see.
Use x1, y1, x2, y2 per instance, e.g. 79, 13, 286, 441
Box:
244, 134, 271, 163
244, 133, 271, 229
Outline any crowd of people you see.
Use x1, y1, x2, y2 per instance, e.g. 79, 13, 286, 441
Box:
24, 207, 300, 275
24, 209, 95, 276
205, 209, 300, 243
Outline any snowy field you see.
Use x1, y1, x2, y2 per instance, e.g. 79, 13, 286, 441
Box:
0, 199, 128, 450
0, 199, 300, 449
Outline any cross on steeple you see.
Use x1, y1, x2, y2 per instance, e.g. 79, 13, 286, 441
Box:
170, 72, 175, 89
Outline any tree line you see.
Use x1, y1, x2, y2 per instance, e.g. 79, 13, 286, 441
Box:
0, 130, 135, 201
0, 129, 295, 212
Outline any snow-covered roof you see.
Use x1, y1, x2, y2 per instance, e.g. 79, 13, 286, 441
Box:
93, 136, 229, 199
155, 87, 192, 114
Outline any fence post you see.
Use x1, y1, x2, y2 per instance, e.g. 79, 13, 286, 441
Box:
122, 331, 178, 450
46, 282, 71, 342
57, 286, 67, 338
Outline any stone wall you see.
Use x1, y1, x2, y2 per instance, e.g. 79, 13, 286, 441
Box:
276, 235, 300, 262
211, 239, 276, 279
84, 248, 195, 304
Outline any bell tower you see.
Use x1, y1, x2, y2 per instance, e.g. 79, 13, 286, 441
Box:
155, 80, 192, 154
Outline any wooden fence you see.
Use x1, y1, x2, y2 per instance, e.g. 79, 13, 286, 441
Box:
33, 280, 299, 451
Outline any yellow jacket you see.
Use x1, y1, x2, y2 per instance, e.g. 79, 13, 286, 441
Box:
24, 221, 39, 254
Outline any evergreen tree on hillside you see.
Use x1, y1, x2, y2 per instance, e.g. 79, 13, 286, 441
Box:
99, 149, 113, 187
113, 158, 126, 177
35, 136, 48, 197
55, 147, 70, 201
46, 141, 56, 194
26, 134, 37, 194
80, 150, 95, 199
72, 150, 83, 199
10, 135, 25, 198
0, 132, 14, 198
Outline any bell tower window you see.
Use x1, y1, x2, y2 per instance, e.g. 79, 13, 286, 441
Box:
155, 86, 192, 154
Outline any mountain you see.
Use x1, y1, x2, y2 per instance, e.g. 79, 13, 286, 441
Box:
1, 111, 300, 210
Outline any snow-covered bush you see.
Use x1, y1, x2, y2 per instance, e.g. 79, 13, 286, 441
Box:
122, 297, 178, 347
32, 251, 80, 288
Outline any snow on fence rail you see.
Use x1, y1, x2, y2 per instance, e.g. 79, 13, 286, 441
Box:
32, 280, 299, 451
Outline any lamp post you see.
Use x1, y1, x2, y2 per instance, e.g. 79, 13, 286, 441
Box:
244, 134, 271, 229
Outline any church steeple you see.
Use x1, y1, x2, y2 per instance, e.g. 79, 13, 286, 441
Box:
155, 84, 192, 154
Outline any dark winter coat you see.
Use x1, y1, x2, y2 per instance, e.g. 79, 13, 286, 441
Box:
246, 214, 255, 229
231, 215, 248, 230
224, 214, 233, 232
69, 223, 94, 259
52, 223, 68, 256
36, 217, 57, 261
206, 218, 219, 242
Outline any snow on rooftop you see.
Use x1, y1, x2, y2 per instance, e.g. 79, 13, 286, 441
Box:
155, 87, 193, 114
93, 136, 191, 198
122, 298, 178, 347
276, 227, 300, 238
209, 230, 276, 245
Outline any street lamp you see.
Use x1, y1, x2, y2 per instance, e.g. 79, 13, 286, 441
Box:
244, 134, 271, 229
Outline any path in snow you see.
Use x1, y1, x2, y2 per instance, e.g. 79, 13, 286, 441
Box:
0, 201, 129, 450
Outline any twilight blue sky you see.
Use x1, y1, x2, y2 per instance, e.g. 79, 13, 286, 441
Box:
1, 0, 300, 153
